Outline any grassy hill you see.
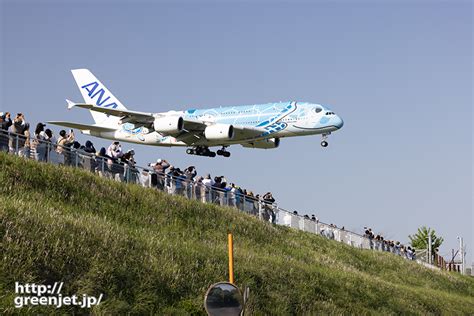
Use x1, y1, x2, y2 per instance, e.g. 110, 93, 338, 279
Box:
0, 152, 473, 315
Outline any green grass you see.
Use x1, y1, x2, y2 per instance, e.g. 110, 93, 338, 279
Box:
0, 152, 473, 315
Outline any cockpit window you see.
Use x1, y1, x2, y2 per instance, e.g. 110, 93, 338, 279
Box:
314, 106, 323, 113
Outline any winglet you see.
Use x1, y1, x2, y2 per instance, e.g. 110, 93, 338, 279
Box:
66, 99, 76, 110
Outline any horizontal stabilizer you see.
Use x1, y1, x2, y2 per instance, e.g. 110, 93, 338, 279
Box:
47, 121, 117, 133
66, 99, 76, 109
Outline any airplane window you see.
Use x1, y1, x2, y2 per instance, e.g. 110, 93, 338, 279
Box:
314, 107, 322, 113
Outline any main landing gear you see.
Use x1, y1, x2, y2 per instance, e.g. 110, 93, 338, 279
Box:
321, 133, 329, 147
186, 146, 216, 157
186, 146, 231, 158
216, 146, 231, 157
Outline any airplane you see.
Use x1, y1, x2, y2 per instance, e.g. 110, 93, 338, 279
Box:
49, 69, 344, 158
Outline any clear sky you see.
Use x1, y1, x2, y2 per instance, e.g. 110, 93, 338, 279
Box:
1, 1, 472, 264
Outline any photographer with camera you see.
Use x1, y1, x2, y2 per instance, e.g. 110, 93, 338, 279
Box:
150, 159, 170, 190
56, 129, 75, 165
9, 113, 29, 157
184, 166, 197, 198
106, 141, 125, 181
262, 192, 276, 224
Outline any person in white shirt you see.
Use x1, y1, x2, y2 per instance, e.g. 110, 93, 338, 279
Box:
107, 141, 123, 159
201, 174, 214, 202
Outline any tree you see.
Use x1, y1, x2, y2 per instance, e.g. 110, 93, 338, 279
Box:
409, 226, 444, 251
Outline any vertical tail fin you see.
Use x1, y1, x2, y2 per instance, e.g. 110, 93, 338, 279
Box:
71, 69, 127, 127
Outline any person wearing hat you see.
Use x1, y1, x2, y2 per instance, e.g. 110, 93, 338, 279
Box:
152, 158, 169, 190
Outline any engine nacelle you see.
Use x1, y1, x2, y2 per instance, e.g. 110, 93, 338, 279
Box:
204, 124, 234, 140
153, 116, 184, 133
241, 138, 280, 149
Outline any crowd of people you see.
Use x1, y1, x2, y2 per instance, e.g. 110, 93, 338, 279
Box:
1, 111, 420, 262
0, 111, 278, 221
0, 112, 137, 169
364, 228, 416, 260
147, 157, 277, 221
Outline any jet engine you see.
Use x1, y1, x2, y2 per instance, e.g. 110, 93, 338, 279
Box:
153, 116, 184, 133
204, 124, 234, 140
241, 138, 280, 149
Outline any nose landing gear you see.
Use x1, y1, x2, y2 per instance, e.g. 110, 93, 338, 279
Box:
321, 133, 329, 147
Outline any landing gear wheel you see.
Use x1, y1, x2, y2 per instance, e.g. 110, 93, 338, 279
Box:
196, 147, 204, 155
321, 141, 328, 147
217, 146, 230, 157
187, 146, 219, 157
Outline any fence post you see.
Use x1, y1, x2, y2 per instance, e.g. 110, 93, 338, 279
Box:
15, 133, 19, 154
125, 164, 130, 183
46, 142, 50, 162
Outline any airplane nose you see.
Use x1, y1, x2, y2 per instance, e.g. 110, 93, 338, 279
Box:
334, 115, 344, 129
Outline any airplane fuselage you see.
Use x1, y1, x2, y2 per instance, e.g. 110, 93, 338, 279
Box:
87, 101, 344, 148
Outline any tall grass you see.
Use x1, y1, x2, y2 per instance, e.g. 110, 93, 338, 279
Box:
0, 152, 473, 314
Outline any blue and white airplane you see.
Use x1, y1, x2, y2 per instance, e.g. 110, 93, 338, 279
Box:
49, 69, 344, 157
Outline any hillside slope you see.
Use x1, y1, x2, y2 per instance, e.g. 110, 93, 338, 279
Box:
1, 153, 473, 314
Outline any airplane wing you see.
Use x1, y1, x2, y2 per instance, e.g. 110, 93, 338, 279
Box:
66, 100, 268, 144
66, 100, 155, 124
230, 126, 266, 140
48, 121, 117, 133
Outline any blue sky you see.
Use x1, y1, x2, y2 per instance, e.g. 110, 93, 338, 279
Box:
1, 1, 472, 264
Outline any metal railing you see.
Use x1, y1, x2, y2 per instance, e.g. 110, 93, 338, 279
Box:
1, 129, 428, 264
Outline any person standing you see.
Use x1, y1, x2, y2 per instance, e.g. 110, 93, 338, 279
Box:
262, 192, 276, 223
56, 129, 75, 165
0, 112, 12, 152
9, 113, 28, 155
153, 159, 170, 190
33, 123, 47, 161
184, 166, 197, 198
202, 174, 214, 202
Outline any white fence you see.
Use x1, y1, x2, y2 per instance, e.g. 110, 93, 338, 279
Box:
1, 129, 425, 263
